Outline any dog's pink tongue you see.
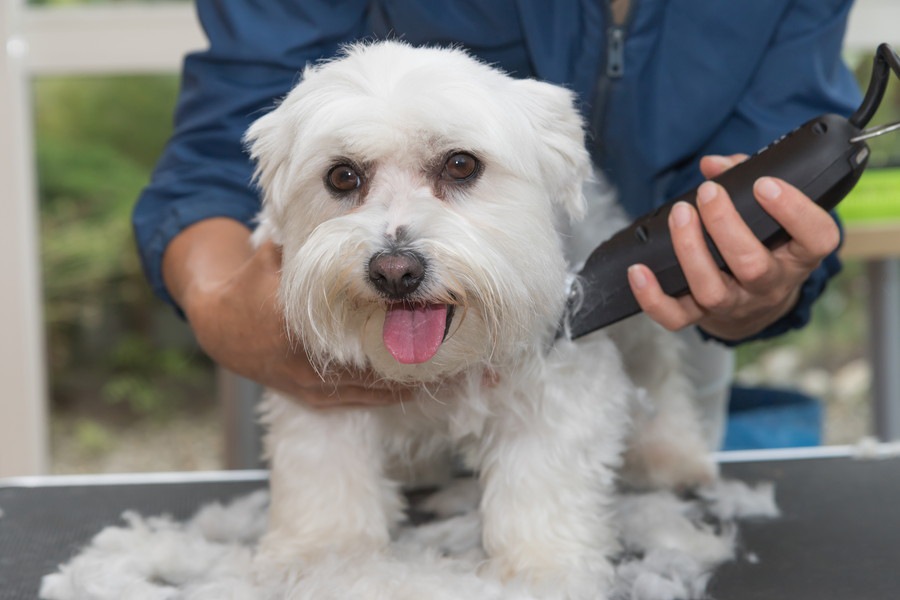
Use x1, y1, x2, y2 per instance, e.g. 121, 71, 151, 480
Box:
383, 303, 448, 364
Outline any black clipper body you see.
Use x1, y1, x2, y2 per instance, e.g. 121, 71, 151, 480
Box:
567, 114, 869, 337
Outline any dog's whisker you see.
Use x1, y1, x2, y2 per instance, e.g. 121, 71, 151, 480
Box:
421, 384, 448, 406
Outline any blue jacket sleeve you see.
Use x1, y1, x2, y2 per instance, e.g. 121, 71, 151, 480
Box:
132, 0, 370, 309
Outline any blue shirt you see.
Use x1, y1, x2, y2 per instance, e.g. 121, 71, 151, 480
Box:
133, 0, 861, 343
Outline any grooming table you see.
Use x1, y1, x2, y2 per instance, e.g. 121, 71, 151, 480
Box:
1, 447, 898, 600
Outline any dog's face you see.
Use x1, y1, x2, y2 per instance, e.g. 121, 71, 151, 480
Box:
247, 42, 591, 382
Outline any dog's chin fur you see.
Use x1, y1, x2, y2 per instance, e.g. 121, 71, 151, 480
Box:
246, 41, 717, 599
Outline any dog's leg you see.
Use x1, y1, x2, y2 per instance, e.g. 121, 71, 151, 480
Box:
254, 393, 404, 577
474, 336, 630, 599
608, 317, 719, 490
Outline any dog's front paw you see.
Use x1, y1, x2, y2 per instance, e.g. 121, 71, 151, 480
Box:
252, 530, 387, 588
251, 536, 298, 589
478, 555, 613, 600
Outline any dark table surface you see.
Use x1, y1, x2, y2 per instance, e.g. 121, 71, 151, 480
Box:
2, 450, 899, 600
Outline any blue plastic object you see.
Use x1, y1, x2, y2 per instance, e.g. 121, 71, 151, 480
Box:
722, 385, 823, 451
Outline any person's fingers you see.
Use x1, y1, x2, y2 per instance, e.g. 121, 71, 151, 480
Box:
693, 181, 779, 293
699, 154, 748, 180
754, 177, 841, 265
302, 384, 409, 408
668, 198, 741, 312
277, 353, 402, 391
342, 367, 404, 391
267, 375, 409, 408
272, 359, 411, 405
627, 263, 705, 331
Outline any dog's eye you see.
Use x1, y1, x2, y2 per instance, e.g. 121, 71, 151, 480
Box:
326, 164, 362, 193
442, 153, 480, 182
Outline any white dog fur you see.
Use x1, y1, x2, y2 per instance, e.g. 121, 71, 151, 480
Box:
244, 41, 716, 599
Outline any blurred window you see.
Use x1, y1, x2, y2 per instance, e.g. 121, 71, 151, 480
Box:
34, 74, 220, 474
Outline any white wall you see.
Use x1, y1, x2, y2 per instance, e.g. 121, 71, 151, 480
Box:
0, 2, 203, 477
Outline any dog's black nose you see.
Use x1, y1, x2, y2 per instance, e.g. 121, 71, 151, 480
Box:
368, 251, 426, 299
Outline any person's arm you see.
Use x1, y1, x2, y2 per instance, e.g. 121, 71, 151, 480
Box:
134, 2, 406, 405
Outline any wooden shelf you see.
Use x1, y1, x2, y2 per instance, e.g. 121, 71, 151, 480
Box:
842, 221, 900, 259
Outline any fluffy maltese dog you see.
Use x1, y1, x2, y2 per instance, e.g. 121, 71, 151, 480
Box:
245, 41, 716, 599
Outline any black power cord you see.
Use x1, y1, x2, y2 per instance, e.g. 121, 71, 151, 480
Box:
850, 43, 900, 129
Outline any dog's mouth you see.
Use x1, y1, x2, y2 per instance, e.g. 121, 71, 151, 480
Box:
382, 302, 455, 364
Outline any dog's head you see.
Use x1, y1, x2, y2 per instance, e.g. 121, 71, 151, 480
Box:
246, 41, 591, 381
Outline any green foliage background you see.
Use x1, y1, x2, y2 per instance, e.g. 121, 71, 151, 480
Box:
733, 51, 900, 379
36, 74, 212, 420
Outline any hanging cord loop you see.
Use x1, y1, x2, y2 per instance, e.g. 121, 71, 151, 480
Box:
849, 43, 900, 129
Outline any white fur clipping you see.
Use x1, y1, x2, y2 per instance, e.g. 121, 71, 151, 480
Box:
852, 436, 900, 460
40, 479, 776, 600
697, 479, 780, 521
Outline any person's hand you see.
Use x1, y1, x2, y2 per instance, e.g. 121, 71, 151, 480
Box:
626, 154, 841, 341
164, 218, 408, 407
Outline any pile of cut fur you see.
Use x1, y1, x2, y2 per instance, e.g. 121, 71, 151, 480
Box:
41, 477, 777, 600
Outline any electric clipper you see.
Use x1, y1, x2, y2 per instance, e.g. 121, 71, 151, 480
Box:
565, 43, 900, 339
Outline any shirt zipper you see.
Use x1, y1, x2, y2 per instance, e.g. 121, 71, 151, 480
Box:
607, 22, 626, 78
590, 0, 636, 165
606, 0, 632, 78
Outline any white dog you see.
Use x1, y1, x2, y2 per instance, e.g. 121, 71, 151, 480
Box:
245, 41, 716, 599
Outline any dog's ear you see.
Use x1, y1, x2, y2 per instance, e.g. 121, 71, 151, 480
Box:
244, 102, 294, 217
513, 79, 591, 221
